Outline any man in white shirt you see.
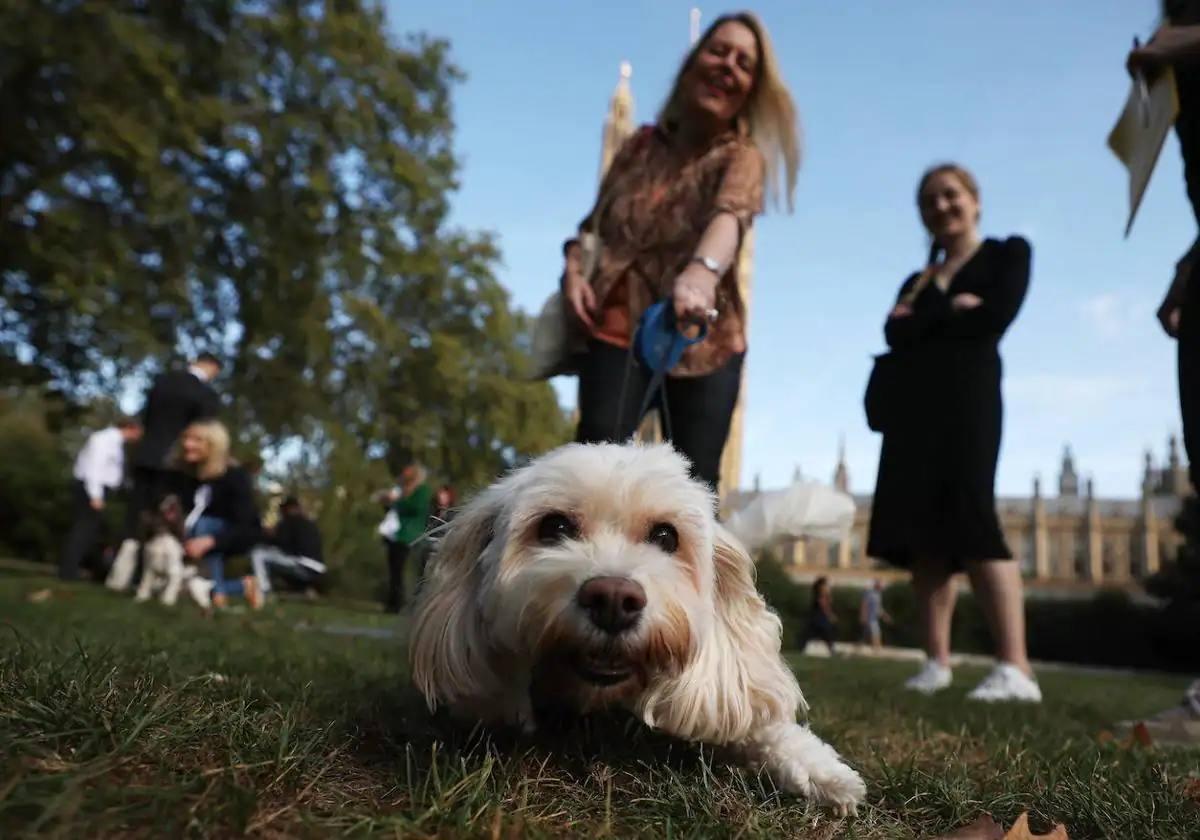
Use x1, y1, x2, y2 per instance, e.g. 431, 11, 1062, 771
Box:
60, 416, 143, 581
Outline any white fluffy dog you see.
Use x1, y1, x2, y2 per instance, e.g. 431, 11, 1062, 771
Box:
409, 442, 866, 813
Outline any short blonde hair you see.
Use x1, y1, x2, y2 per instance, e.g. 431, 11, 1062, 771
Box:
180, 419, 231, 481
658, 11, 801, 211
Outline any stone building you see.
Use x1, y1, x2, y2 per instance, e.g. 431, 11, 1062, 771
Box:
726, 439, 1189, 587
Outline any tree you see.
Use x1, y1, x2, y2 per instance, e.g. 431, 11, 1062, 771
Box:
2, 1, 568, 501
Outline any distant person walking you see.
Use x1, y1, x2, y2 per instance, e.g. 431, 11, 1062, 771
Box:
859, 579, 892, 649
59, 416, 143, 581
108, 353, 221, 588
799, 576, 837, 656
866, 164, 1040, 703
382, 462, 431, 613
559, 12, 799, 490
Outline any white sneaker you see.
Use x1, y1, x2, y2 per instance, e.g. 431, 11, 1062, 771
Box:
905, 661, 953, 694
967, 663, 1042, 703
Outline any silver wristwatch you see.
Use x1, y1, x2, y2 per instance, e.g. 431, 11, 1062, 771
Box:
691, 255, 721, 275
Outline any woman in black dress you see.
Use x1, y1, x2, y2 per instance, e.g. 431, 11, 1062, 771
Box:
867, 163, 1040, 703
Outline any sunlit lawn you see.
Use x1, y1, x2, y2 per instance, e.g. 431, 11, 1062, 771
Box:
1, 564, 1197, 838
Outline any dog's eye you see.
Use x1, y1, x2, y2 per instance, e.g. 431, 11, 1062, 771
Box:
646, 522, 679, 554
536, 512, 579, 545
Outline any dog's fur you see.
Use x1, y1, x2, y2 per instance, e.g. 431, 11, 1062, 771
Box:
133, 495, 189, 606
409, 443, 866, 813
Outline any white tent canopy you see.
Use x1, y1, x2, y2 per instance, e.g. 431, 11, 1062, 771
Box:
724, 480, 856, 552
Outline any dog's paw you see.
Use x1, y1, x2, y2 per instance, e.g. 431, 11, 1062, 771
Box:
772, 755, 864, 815
133, 592, 150, 603
746, 723, 866, 816
805, 759, 866, 817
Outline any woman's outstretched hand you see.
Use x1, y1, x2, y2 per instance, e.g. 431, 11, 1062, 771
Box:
672, 263, 718, 324
563, 265, 596, 330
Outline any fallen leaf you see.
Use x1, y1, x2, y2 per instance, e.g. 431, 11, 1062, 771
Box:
26, 588, 52, 603
1002, 812, 1068, 840
1182, 777, 1200, 803
935, 813, 1068, 840
932, 814, 1004, 839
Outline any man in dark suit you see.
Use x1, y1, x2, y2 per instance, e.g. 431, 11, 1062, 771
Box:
106, 353, 222, 591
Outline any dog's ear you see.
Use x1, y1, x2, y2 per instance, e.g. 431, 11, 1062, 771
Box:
408, 487, 502, 713
641, 524, 806, 743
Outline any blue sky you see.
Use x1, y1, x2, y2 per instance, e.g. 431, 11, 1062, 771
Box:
392, 0, 1192, 498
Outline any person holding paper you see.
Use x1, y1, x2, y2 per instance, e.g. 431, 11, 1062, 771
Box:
1130, 3, 1200, 491
1126, 0, 1200, 748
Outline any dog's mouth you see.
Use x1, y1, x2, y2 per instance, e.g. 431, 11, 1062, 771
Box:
572, 652, 634, 686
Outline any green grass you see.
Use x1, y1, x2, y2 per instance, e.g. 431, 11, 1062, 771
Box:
1, 565, 1197, 839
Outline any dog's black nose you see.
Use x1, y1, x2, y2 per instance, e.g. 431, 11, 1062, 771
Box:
577, 576, 646, 634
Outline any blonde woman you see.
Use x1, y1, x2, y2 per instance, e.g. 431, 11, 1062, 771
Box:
177, 420, 264, 609
867, 164, 1037, 702
561, 12, 799, 489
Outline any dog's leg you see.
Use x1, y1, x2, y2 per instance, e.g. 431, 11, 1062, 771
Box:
643, 524, 866, 814
161, 569, 183, 606
733, 722, 866, 816
106, 539, 139, 591
187, 575, 213, 608
134, 570, 154, 603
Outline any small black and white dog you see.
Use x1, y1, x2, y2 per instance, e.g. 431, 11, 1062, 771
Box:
133, 495, 189, 606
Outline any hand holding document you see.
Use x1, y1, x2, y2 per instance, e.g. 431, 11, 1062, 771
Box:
1108, 53, 1180, 237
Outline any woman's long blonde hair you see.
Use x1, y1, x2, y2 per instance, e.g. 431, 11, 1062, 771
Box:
658, 11, 801, 211
179, 419, 231, 481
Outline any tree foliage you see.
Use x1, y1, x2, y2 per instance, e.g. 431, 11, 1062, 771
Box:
1, 0, 569, 511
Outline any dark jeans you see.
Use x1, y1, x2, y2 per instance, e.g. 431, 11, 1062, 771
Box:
60, 480, 105, 581
123, 465, 174, 538
574, 339, 744, 490
1181, 298, 1200, 493
800, 612, 837, 655
385, 540, 410, 612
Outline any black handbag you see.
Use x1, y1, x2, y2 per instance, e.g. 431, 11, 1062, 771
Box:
864, 263, 939, 432
864, 351, 905, 433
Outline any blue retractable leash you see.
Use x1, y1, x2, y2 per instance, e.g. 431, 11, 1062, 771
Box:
614, 299, 709, 441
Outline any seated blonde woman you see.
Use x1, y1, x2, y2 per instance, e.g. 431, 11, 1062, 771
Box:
176, 419, 264, 609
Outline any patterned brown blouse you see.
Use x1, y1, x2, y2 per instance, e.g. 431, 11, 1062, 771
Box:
569, 123, 766, 377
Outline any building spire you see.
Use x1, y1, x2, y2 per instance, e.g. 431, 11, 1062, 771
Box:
598, 61, 635, 181
689, 8, 701, 45
832, 436, 850, 493
1059, 444, 1079, 498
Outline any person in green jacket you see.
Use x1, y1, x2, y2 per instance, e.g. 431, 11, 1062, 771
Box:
383, 462, 432, 613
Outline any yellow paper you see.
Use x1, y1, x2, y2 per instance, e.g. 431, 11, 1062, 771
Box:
1108, 67, 1180, 237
